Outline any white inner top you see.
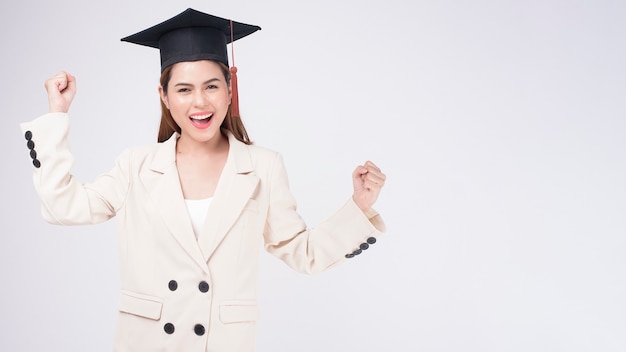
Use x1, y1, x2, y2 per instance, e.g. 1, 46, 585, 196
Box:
185, 197, 213, 239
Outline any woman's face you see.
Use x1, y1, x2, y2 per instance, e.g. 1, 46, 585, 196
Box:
159, 60, 231, 144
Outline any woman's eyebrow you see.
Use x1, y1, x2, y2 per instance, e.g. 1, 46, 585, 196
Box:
174, 78, 221, 87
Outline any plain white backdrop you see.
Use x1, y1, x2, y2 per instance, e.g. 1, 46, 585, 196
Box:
1, 0, 625, 351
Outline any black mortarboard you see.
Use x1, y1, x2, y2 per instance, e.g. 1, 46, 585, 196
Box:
120, 8, 261, 72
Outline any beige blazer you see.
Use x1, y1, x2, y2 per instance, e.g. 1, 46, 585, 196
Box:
20, 113, 386, 352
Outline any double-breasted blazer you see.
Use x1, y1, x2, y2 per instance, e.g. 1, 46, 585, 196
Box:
20, 113, 386, 352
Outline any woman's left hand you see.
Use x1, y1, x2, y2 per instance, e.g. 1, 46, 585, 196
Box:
352, 161, 386, 213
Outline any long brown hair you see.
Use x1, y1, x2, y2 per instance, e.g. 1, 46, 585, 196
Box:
157, 61, 252, 145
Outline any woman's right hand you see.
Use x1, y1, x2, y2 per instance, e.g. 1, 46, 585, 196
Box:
45, 71, 76, 113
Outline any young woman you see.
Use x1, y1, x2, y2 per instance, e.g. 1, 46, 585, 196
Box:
21, 8, 386, 352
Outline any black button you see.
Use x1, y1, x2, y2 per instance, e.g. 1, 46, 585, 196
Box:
353, 249, 362, 256
30, 149, 37, 159
164, 323, 175, 334
33, 159, 41, 168
27, 140, 35, 150
360, 243, 370, 251
367, 237, 377, 244
25, 131, 32, 140
194, 324, 205, 336
345, 253, 354, 259
198, 281, 209, 293
168, 280, 178, 291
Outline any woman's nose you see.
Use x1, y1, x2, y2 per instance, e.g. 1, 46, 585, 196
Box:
193, 91, 207, 106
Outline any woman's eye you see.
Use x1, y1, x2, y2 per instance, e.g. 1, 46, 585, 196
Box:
206, 84, 218, 90
177, 88, 190, 93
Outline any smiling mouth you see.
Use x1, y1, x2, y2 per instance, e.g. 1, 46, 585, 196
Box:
189, 113, 213, 121
188, 112, 214, 129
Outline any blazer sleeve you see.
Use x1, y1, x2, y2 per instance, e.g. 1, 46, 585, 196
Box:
20, 113, 131, 225
263, 153, 386, 274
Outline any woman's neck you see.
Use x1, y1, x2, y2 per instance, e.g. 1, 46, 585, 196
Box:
175, 132, 229, 200
176, 132, 229, 157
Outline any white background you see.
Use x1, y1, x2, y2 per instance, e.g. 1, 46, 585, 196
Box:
1, 0, 625, 351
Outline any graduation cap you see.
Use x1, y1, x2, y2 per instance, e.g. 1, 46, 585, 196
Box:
121, 8, 261, 117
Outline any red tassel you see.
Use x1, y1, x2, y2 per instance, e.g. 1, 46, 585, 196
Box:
228, 19, 240, 118
230, 66, 239, 117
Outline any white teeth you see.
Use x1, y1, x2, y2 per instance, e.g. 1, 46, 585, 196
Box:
190, 113, 213, 120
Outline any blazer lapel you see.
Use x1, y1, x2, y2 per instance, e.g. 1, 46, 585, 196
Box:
144, 134, 210, 275
197, 133, 259, 263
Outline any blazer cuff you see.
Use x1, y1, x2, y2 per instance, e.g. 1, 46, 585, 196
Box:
350, 198, 386, 233
20, 112, 69, 135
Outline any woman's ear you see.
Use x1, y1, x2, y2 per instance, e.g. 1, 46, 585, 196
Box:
158, 85, 169, 109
